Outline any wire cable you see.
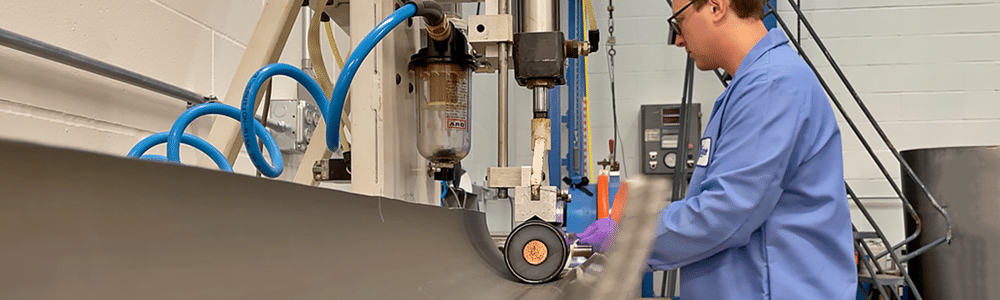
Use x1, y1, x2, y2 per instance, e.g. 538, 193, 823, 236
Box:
606, 0, 627, 177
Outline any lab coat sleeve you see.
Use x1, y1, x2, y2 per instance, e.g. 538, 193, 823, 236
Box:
647, 72, 807, 270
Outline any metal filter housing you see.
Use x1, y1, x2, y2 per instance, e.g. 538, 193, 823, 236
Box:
411, 62, 473, 165
409, 22, 478, 166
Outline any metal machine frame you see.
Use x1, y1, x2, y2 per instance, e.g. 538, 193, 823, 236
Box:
198, 0, 435, 203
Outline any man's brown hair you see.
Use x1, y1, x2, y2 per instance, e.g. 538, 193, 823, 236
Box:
690, 0, 766, 20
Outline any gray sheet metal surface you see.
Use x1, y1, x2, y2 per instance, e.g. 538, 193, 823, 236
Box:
902, 146, 1000, 299
1, 140, 670, 299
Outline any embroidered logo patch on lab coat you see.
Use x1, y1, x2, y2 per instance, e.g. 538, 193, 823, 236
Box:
696, 138, 711, 167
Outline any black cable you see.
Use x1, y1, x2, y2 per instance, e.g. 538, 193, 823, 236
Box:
477, 2, 482, 15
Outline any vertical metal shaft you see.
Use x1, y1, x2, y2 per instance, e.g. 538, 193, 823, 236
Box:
301, 7, 311, 64
498, 48, 510, 168
521, 0, 559, 33
533, 87, 549, 113
498, 0, 510, 169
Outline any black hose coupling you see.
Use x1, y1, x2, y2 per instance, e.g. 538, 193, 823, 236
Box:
408, 1, 452, 41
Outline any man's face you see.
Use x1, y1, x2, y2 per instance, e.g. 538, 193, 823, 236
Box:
671, 0, 719, 70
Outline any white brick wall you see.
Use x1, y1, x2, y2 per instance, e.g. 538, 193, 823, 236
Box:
0, 1, 352, 175
778, 0, 1000, 243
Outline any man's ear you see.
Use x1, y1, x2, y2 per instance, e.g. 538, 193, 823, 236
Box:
708, 0, 728, 23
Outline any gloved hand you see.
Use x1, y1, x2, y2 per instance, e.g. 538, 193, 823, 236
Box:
577, 217, 617, 253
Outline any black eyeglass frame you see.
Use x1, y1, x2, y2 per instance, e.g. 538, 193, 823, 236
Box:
667, 0, 699, 45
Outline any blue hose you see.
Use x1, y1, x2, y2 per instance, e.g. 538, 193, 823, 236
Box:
226, 3, 416, 175
128, 131, 233, 171
326, 3, 417, 151
441, 181, 448, 200
167, 102, 281, 177
139, 154, 170, 162
240, 63, 329, 177
241, 63, 330, 118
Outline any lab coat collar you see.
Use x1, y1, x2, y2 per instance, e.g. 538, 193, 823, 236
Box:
730, 28, 788, 81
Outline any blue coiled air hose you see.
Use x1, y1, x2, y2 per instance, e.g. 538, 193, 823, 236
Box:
128, 131, 233, 171
324, 3, 416, 150
229, 2, 422, 177
238, 3, 416, 175
131, 3, 421, 177
239, 63, 329, 177
167, 102, 281, 176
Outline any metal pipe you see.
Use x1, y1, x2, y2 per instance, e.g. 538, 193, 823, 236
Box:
301, 7, 312, 66
855, 238, 899, 300
0, 27, 212, 105
847, 183, 918, 300
533, 86, 549, 114
671, 57, 695, 201
571, 244, 594, 258
254, 115, 287, 133
497, 0, 511, 199
498, 44, 509, 168
521, 0, 558, 33
498, 0, 510, 170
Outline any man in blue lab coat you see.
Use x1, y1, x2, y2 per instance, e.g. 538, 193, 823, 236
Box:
577, 0, 857, 299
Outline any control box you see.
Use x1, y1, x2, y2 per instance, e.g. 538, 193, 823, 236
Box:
640, 104, 702, 175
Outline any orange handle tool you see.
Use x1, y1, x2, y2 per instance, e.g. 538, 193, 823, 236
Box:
610, 182, 629, 223
597, 173, 609, 219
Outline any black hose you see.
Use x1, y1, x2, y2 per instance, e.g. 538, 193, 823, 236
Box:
408, 1, 445, 27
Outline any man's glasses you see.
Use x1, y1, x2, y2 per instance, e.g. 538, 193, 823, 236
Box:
668, 0, 698, 45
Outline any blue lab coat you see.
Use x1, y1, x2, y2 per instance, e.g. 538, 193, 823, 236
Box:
648, 28, 857, 299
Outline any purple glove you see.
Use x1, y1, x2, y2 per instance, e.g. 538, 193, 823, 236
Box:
577, 217, 617, 253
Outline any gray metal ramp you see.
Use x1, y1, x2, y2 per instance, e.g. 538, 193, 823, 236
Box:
0, 140, 665, 299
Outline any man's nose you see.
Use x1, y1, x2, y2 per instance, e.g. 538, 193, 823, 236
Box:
674, 34, 686, 48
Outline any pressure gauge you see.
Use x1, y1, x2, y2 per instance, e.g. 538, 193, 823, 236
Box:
664, 152, 677, 168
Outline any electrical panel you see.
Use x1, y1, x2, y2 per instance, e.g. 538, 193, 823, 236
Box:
640, 104, 702, 175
